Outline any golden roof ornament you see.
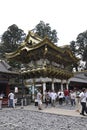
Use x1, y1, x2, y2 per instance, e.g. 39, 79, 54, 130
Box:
44, 45, 48, 55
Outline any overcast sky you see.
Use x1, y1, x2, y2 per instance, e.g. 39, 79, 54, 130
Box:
0, 0, 87, 45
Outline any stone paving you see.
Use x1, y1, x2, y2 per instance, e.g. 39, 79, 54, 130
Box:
0, 103, 87, 130
23, 103, 82, 117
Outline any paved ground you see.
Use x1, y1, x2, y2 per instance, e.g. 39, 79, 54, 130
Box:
23, 103, 82, 117
0, 103, 87, 130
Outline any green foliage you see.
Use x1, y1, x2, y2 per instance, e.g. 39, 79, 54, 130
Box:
76, 31, 87, 66
76, 31, 87, 55
0, 24, 26, 57
9, 60, 21, 69
70, 41, 77, 55
83, 45, 87, 60
34, 21, 58, 43
70, 30, 87, 70
83, 45, 87, 69
69, 41, 79, 71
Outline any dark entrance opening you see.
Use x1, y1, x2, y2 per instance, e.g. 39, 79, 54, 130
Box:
54, 83, 61, 92
0, 83, 7, 97
46, 82, 52, 91
69, 81, 87, 90
0, 83, 9, 105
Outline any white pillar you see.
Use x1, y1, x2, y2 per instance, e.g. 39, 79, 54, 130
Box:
52, 82, 54, 91
66, 80, 69, 90
32, 84, 34, 100
61, 80, 63, 91
43, 82, 46, 102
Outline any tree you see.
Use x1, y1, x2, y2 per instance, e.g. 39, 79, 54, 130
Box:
68, 41, 79, 71
76, 31, 87, 55
83, 45, 87, 69
76, 31, 87, 69
34, 21, 58, 43
70, 30, 87, 70
0, 24, 26, 58
70, 41, 77, 55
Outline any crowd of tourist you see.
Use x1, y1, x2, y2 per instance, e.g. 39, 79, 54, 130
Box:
0, 87, 87, 116
36, 88, 87, 116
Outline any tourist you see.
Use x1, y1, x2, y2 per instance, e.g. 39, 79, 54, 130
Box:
64, 88, 70, 105
50, 90, 57, 107
45, 90, 50, 107
8, 91, 15, 108
58, 89, 64, 105
37, 90, 42, 110
48, 90, 51, 104
70, 90, 76, 106
75, 89, 81, 112
79, 88, 87, 116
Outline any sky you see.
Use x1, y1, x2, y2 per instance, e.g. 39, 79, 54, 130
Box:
0, 0, 87, 45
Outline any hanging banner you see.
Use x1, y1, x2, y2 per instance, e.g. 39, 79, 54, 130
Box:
15, 87, 18, 93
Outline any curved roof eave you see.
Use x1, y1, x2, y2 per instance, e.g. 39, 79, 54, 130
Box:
5, 37, 62, 58
5, 36, 79, 63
